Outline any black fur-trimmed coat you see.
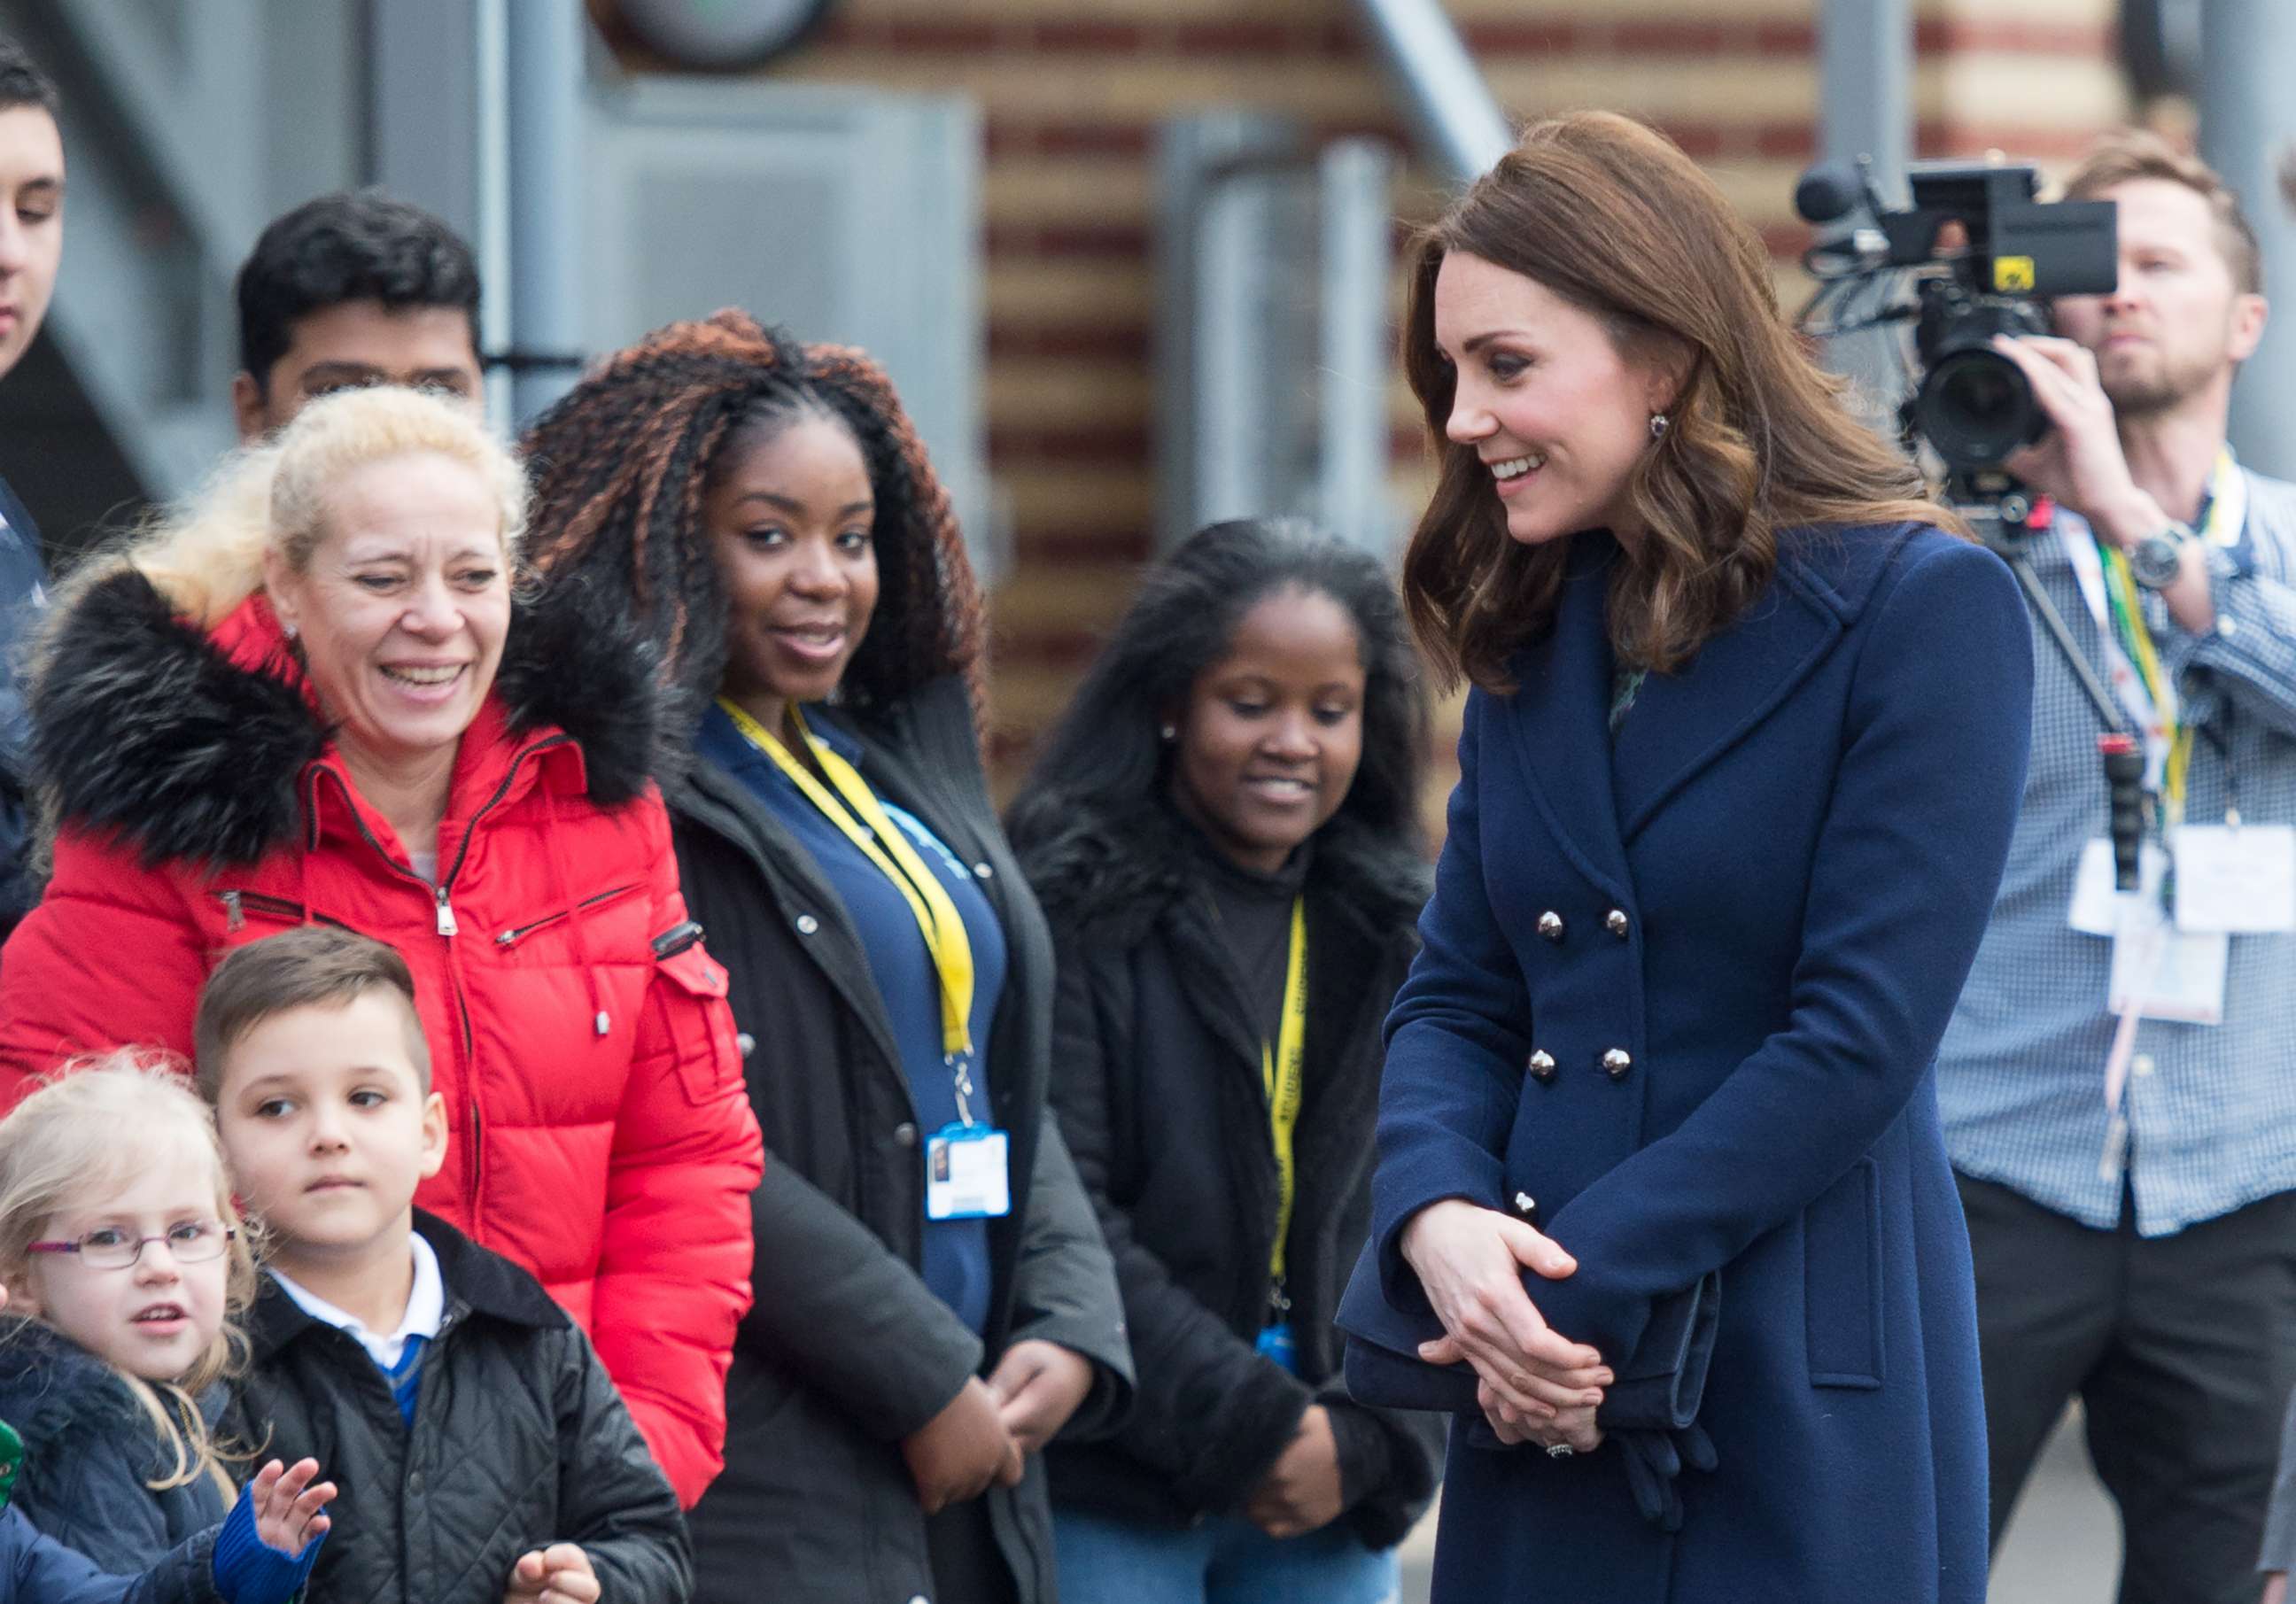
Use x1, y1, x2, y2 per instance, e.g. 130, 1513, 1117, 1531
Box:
0, 566, 763, 1506
1016, 802, 1446, 1549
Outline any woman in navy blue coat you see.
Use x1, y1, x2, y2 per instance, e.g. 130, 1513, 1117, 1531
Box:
1339, 113, 2034, 1601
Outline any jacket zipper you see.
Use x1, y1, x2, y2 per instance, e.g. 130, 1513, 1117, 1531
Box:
494, 882, 642, 948
310, 734, 570, 1216
216, 890, 355, 933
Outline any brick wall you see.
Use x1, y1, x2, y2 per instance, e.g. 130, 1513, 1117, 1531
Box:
596, 0, 2125, 811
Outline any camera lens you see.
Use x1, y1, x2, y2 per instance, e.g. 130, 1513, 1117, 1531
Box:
1914, 347, 2045, 469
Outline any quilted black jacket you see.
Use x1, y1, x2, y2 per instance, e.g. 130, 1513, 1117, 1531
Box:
226, 1213, 689, 1604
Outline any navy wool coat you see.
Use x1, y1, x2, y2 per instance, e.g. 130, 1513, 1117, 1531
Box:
1363, 523, 2032, 1601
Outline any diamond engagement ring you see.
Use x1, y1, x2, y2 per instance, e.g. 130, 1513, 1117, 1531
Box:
1546, 1443, 1575, 1459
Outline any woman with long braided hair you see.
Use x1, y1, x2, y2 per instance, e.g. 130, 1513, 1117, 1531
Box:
522, 312, 1132, 1604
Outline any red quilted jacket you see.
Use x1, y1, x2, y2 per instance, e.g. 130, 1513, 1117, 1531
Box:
0, 569, 763, 1507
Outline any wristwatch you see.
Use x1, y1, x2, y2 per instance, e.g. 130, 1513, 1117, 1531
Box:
2128, 519, 2196, 590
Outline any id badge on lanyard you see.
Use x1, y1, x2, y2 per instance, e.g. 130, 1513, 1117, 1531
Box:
926, 1118, 1011, 1220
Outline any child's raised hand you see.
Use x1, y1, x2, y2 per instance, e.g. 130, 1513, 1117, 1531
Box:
248, 1457, 337, 1552
503, 1543, 600, 1604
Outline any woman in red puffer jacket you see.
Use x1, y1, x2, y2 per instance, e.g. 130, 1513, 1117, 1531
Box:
0, 386, 762, 1507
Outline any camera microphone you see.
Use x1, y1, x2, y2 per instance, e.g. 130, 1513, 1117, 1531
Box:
2099, 734, 2146, 891
1794, 163, 1864, 225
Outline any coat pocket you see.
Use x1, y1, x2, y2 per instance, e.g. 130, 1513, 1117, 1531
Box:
653, 940, 744, 1107
1803, 1156, 1883, 1389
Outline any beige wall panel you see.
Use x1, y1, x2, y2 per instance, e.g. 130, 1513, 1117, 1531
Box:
1913, 56, 2129, 130
986, 159, 1154, 228
1451, 0, 1810, 17
1921, 0, 2114, 24
1480, 62, 1819, 124
987, 261, 1154, 325
991, 566, 1145, 634
1000, 466, 1155, 529
988, 359, 1153, 429
983, 669, 1089, 746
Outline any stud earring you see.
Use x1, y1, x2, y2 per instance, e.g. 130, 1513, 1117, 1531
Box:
283, 623, 299, 641
1648, 413, 1670, 441
1160, 725, 1176, 741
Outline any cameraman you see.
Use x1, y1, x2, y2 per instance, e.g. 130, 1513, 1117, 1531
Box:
1938, 130, 2296, 1604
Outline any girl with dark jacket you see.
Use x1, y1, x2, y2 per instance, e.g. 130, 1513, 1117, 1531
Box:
1007, 519, 1445, 1603
0, 1058, 257, 1572
520, 312, 1133, 1604
0, 1071, 338, 1604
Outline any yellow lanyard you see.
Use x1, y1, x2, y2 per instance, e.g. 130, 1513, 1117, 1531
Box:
2097, 546, 2193, 822
718, 698, 978, 1073
2091, 447, 2233, 827
1261, 899, 1307, 1296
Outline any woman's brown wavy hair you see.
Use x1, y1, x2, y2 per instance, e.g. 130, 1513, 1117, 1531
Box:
1401, 112, 1958, 691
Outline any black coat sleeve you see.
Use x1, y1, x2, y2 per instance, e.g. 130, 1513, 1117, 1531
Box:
1320, 1391, 1445, 1551
742, 1153, 984, 1442
1000, 1120, 1135, 1443
1044, 944, 1313, 1515
548, 1325, 693, 1604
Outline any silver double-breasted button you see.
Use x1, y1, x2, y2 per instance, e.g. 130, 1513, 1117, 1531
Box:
1526, 1050, 1557, 1083
1537, 911, 1565, 942
1606, 909, 1631, 938
1602, 1048, 1633, 1081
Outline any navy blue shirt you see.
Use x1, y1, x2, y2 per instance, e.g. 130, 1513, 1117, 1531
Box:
699, 703, 1006, 1333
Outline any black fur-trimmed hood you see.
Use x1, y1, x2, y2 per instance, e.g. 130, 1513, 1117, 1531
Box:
1016, 795, 1431, 949
32, 564, 680, 870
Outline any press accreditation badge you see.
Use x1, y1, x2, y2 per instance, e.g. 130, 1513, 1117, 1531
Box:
2168, 823, 2296, 934
925, 1124, 1012, 1220
2068, 838, 2168, 935
2070, 839, 2228, 1024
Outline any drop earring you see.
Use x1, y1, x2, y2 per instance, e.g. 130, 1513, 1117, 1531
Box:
1648, 413, 1670, 441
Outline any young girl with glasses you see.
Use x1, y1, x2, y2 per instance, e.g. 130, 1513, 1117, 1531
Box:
0, 1053, 262, 1569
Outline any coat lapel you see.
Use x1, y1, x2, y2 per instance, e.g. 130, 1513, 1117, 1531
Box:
1612, 557, 1845, 841
680, 758, 910, 1081
1502, 534, 1634, 905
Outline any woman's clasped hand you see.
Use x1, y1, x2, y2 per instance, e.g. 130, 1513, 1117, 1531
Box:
1399, 1198, 1611, 1450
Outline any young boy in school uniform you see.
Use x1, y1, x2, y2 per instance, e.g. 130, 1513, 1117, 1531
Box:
195, 926, 692, 1604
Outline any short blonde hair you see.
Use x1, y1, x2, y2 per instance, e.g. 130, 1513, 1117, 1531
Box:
86, 384, 528, 628
0, 1051, 261, 1494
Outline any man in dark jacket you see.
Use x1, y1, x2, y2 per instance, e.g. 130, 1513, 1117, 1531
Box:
197, 928, 691, 1604
0, 36, 64, 934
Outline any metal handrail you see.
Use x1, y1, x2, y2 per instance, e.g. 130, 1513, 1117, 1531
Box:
1351, 0, 1511, 185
